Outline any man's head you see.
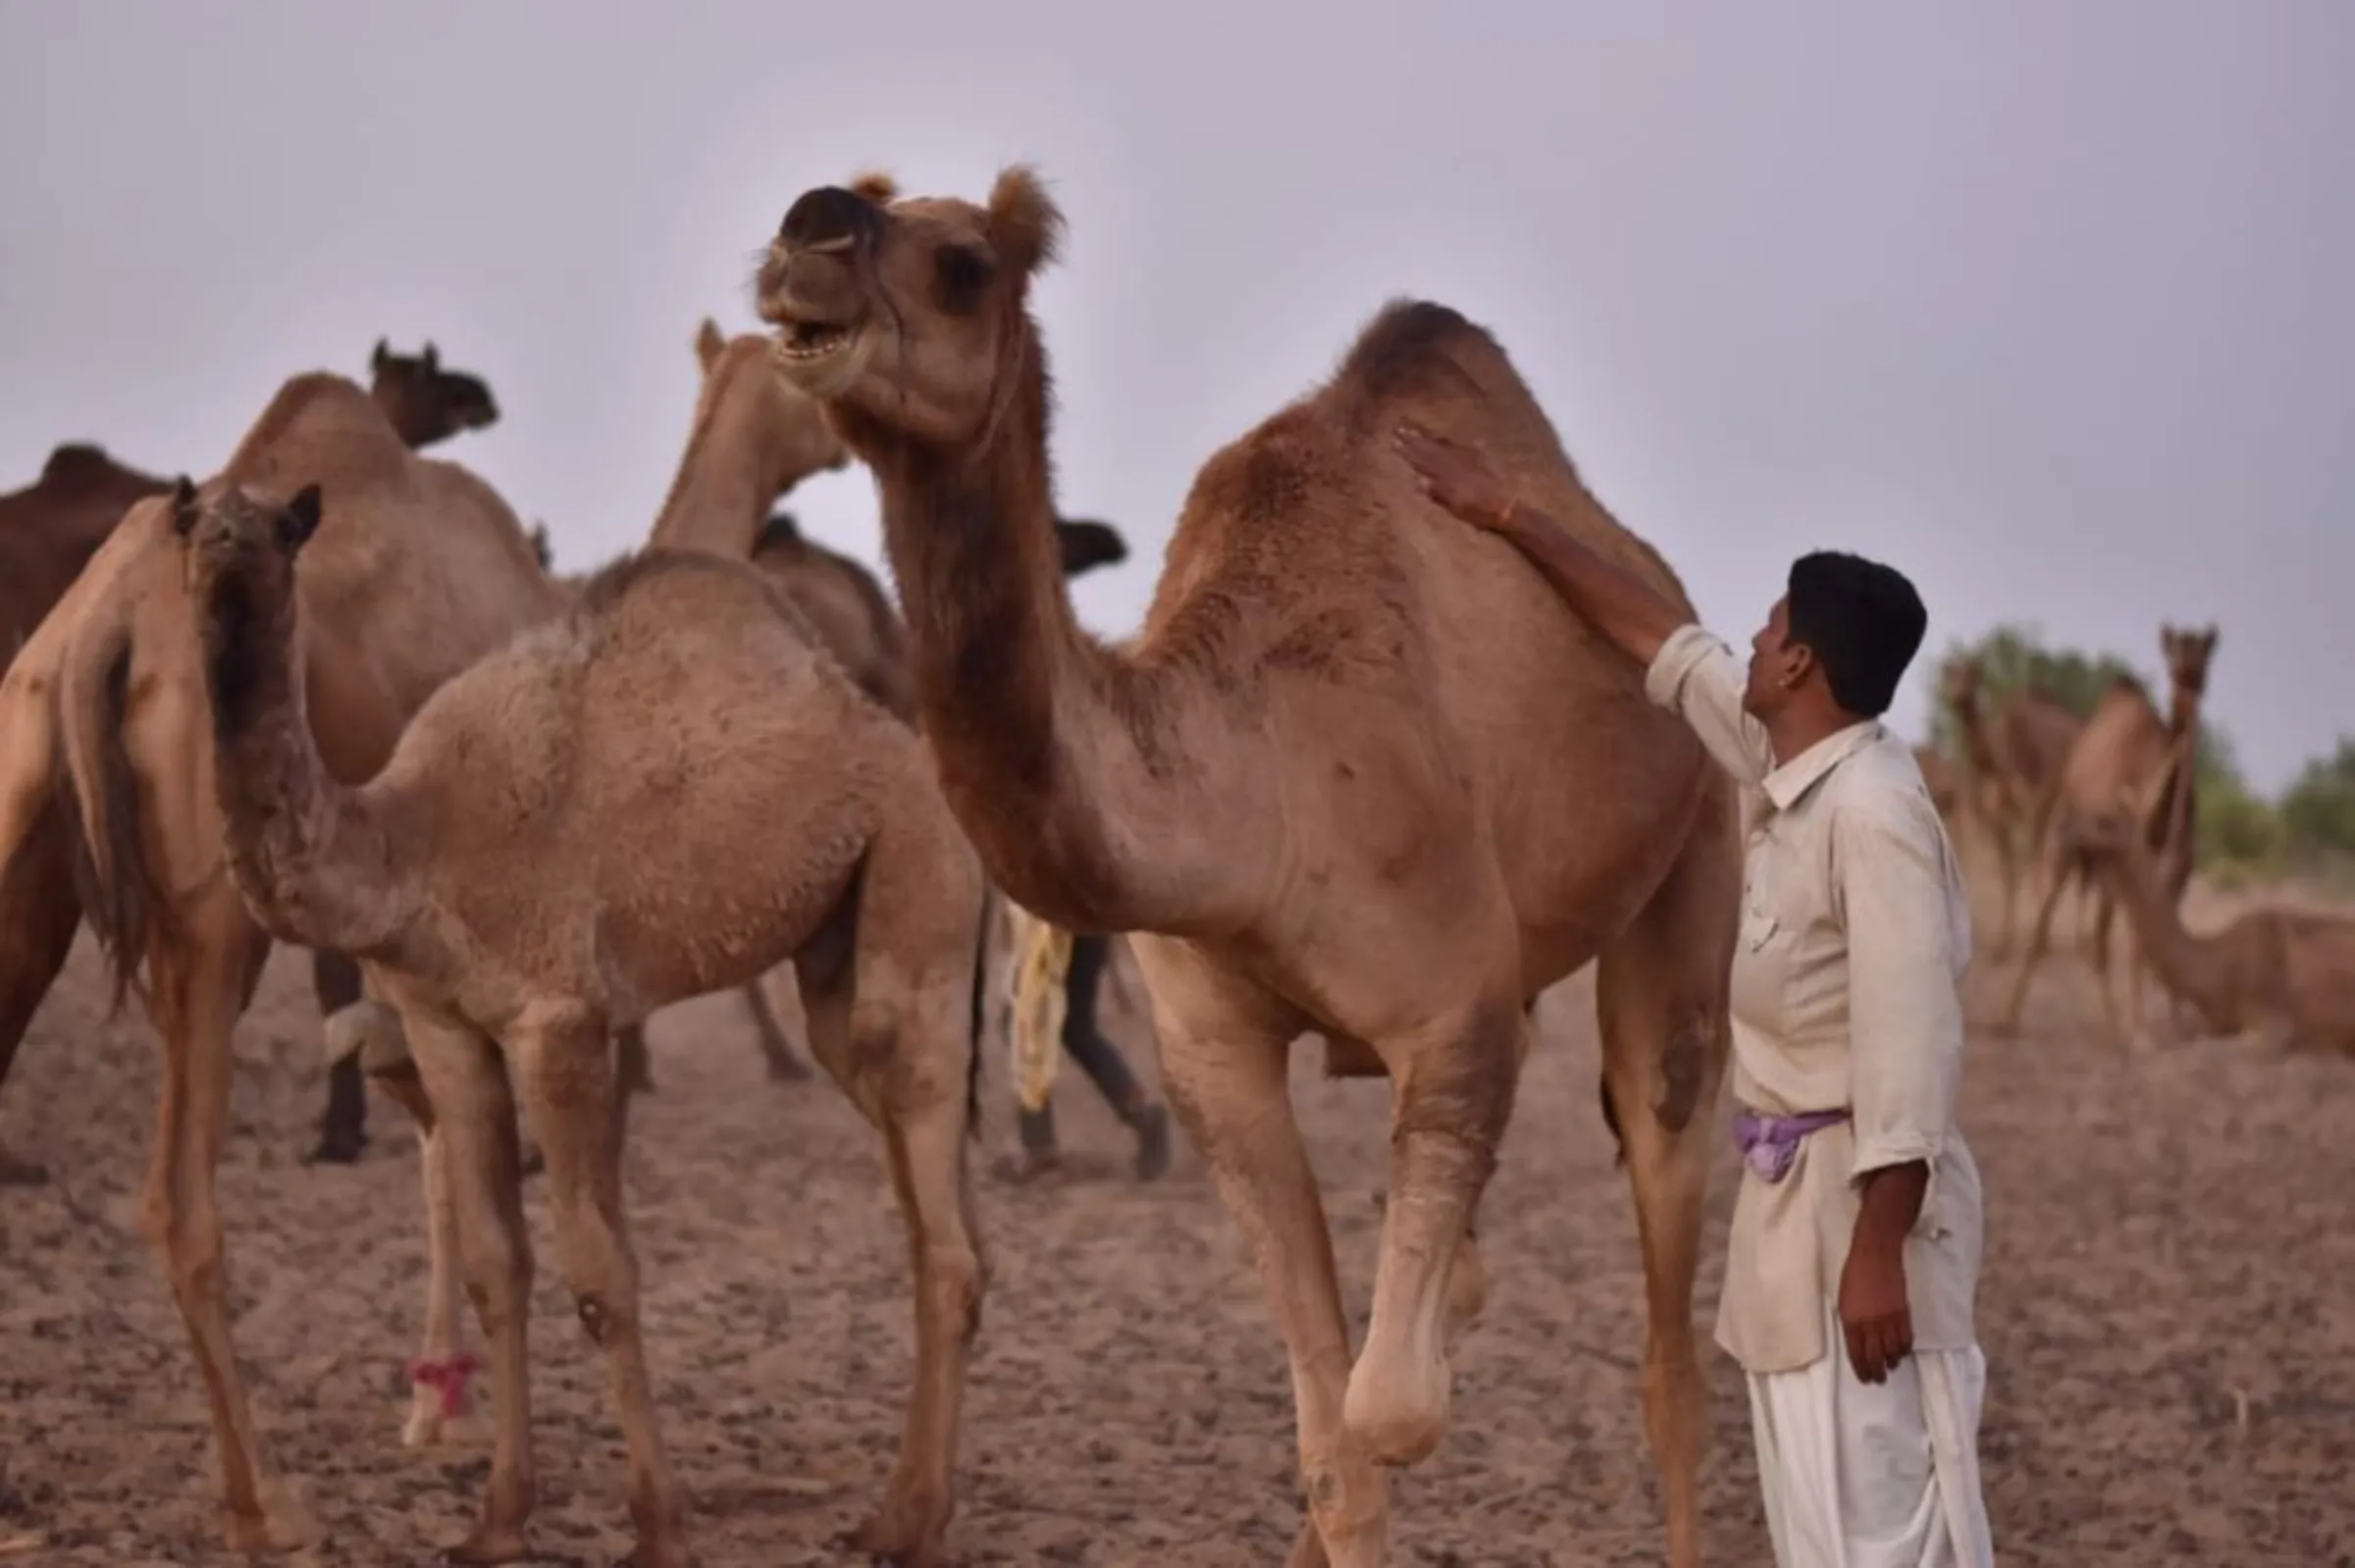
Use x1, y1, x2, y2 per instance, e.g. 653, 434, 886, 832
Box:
1743, 549, 1927, 726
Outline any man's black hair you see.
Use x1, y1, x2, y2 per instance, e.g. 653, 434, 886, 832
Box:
1784, 550, 1927, 718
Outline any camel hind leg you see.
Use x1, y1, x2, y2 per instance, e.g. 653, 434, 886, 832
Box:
742, 971, 813, 1081
798, 827, 987, 1566
0, 804, 82, 1185
1595, 827, 1735, 1568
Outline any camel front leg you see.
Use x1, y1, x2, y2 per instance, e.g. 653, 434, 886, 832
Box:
402, 1007, 539, 1564
139, 910, 319, 1552
1345, 993, 1520, 1472
0, 805, 81, 1186
1993, 851, 2072, 1035
1134, 941, 1384, 1568
512, 1006, 691, 1568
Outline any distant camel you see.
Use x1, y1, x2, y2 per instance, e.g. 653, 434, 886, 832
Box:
1939, 653, 2083, 956
2069, 798, 2355, 1054
1994, 625, 2218, 1045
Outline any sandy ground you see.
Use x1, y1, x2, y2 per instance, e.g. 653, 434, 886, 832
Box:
3, 872, 2353, 1567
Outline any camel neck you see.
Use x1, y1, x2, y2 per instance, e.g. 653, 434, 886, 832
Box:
2096, 850, 2219, 1018
648, 363, 782, 560
861, 344, 1200, 931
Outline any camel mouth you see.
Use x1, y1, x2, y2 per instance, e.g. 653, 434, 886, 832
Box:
768, 312, 873, 395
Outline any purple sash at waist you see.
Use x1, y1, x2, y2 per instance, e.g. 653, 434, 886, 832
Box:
1732, 1108, 1850, 1182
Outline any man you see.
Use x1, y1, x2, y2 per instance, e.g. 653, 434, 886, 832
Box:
1002, 921, 1173, 1185
1394, 420, 1994, 1567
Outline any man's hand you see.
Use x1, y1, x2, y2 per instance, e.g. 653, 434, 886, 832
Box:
1837, 1237, 1913, 1385
1392, 421, 1516, 532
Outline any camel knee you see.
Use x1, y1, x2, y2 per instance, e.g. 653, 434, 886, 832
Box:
924, 1242, 986, 1349
1340, 1341, 1452, 1468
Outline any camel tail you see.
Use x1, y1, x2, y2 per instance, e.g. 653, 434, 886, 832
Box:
964, 882, 995, 1143
54, 620, 165, 1015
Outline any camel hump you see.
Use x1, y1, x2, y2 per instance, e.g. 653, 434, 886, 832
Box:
40, 443, 116, 487
1329, 298, 1524, 428
220, 372, 405, 490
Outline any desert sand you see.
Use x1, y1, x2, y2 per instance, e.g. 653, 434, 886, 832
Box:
2, 873, 2351, 1566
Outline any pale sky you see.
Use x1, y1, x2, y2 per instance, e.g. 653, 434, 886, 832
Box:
4, 2, 2347, 791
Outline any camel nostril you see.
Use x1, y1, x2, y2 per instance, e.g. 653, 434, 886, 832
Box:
779, 185, 876, 249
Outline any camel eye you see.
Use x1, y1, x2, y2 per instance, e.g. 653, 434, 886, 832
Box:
934, 243, 995, 312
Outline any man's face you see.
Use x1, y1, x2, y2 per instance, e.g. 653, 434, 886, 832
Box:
1744, 596, 1809, 718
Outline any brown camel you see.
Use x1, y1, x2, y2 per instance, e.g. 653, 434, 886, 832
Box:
1994, 624, 2218, 1044
181, 476, 991, 1568
0, 368, 568, 1553
1939, 653, 2084, 956
759, 168, 1739, 1568
0, 340, 520, 1184
2070, 800, 2355, 1054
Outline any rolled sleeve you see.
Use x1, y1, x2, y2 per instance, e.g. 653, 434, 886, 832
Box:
1643, 623, 1773, 787
1833, 796, 1965, 1191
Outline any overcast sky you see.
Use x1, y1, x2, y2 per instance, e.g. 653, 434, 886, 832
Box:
3, 2, 2347, 791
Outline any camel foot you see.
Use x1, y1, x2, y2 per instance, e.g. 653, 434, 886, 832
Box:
438, 1521, 531, 1565
1341, 1353, 1450, 1467
1132, 1103, 1171, 1181
841, 1504, 948, 1568
220, 1486, 320, 1553
0, 1146, 50, 1187
303, 1125, 368, 1167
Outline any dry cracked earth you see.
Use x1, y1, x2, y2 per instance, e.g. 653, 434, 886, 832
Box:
3, 873, 2351, 1566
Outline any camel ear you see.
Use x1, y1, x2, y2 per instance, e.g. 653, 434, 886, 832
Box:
986, 165, 1064, 277
421, 341, 439, 374
278, 485, 324, 553
695, 317, 726, 374
370, 337, 390, 373
170, 476, 200, 537
848, 170, 899, 206
1054, 517, 1127, 578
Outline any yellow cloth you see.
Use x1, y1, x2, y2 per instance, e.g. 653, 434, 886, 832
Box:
1004, 902, 1073, 1113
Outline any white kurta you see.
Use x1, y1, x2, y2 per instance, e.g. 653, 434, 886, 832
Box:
1646, 624, 1995, 1567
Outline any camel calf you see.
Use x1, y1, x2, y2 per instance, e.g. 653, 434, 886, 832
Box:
181, 480, 990, 1568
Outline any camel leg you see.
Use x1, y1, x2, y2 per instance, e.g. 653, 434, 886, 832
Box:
138, 909, 318, 1552
2086, 887, 2131, 1049
1987, 812, 2021, 960
615, 1020, 655, 1096
513, 1007, 689, 1568
308, 949, 370, 1164
807, 957, 985, 1565
1994, 852, 2072, 1035
388, 1098, 478, 1449
0, 808, 81, 1186
403, 1007, 538, 1564
1135, 939, 1381, 1568
742, 973, 812, 1081
1593, 839, 1733, 1568
1345, 987, 1520, 1470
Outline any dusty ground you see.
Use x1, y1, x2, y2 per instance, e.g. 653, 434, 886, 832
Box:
3, 872, 2352, 1567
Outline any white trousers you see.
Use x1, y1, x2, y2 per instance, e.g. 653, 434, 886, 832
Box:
1747, 1312, 1995, 1568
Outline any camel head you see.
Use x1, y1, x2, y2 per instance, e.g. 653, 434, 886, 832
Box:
1939, 653, 1981, 713
368, 338, 499, 447
759, 166, 1062, 448
1054, 517, 1126, 579
173, 477, 321, 729
687, 316, 851, 489
2158, 621, 2219, 704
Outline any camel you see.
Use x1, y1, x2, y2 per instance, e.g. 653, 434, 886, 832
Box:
1939, 653, 2084, 955
0, 364, 570, 1552
758, 168, 1739, 1568
1994, 624, 2218, 1045
0, 341, 518, 1183
2068, 801, 2355, 1054
181, 475, 991, 1568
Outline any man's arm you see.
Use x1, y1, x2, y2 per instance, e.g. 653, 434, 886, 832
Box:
1833, 794, 1967, 1384
1492, 502, 1689, 672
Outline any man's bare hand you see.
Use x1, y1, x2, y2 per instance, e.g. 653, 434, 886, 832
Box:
1837, 1240, 1914, 1385
1392, 421, 1516, 532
